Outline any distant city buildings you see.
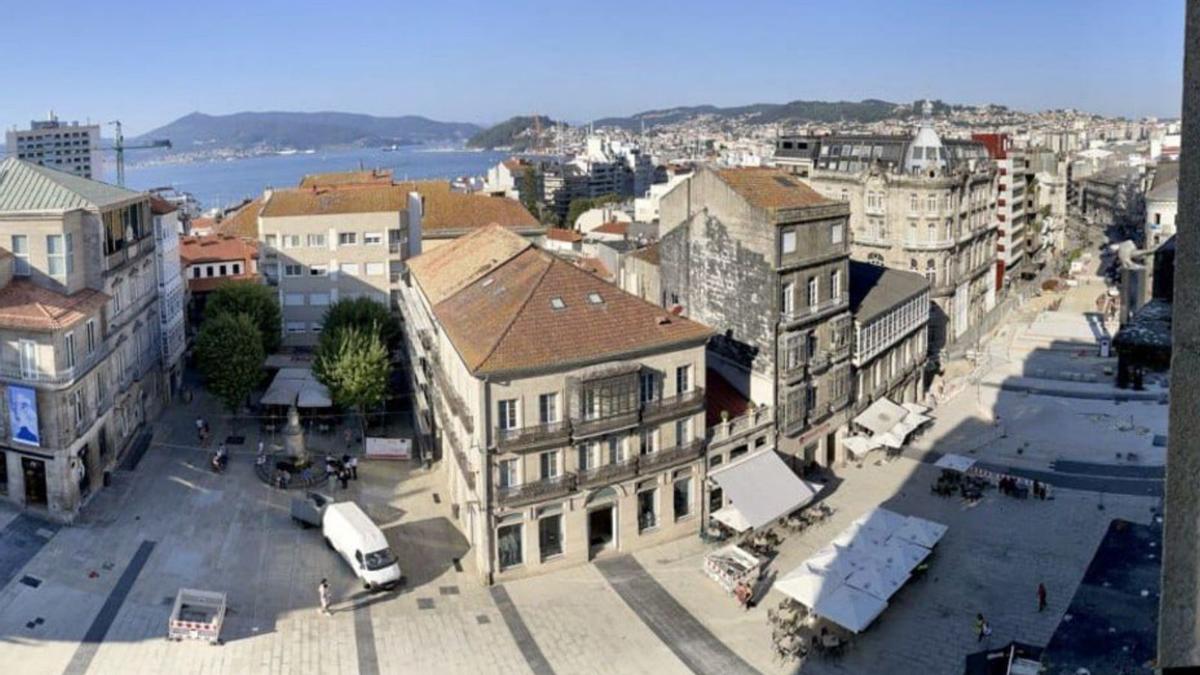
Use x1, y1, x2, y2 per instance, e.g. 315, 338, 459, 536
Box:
5, 113, 102, 180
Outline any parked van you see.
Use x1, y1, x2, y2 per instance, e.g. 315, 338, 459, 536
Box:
322, 502, 402, 590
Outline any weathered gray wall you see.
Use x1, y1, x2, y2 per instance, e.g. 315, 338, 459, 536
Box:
1160, 1, 1200, 668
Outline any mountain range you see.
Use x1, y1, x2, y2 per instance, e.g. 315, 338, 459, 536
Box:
134, 111, 481, 150
591, 98, 992, 129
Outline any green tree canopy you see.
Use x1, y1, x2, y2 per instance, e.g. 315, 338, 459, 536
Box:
196, 312, 266, 413
313, 326, 390, 431
519, 168, 541, 217
320, 297, 400, 350
205, 281, 282, 354
566, 193, 622, 230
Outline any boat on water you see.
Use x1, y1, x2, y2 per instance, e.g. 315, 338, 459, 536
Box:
277, 148, 299, 155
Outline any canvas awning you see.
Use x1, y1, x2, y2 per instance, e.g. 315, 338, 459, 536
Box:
710, 506, 753, 533
811, 584, 888, 634
708, 450, 823, 532
844, 564, 908, 602
776, 563, 844, 607
933, 453, 977, 473
843, 435, 881, 459
852, 397, 930, 450
297, 383, 333, 408
853, 398, 910, 436
890, 516, 949, 549
261, 380, 303, 407
262, 367, 331, 408
853, 508, 910, 536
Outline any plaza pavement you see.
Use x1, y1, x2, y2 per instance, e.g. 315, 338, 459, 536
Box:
0, 309, 1162, 675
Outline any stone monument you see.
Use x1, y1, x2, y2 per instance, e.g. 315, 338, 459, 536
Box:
282, 404, 306, 459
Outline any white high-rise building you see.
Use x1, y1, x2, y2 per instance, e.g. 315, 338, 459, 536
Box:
6, 113, 102, 180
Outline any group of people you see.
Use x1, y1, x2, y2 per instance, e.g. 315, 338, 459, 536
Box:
326, 454, 359, 489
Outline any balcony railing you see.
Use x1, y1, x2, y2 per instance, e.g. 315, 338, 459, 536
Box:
571, 409, 640, 439
641, 388, 705, 424
495, 420, 571, 452
638, 439, 705, 473
579, 457, 639, 488
709, 405, 774, 445
0, 346, 111, 388
496, 473, 577, 508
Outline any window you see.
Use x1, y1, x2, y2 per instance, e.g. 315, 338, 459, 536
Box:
497, 523, 522, 569
309, 265, 328, 276
925, 259, 937, 284
311, 322, 323, 334
832, 223, 843, 244
306, 234, 326, 247
675, 365, 691, 394
47, 235, 66, 276
338, 232, 357, 245
498, 458, 519, 488
831, 269, 842, 300
581, 375, 637, 419
265, 234, 278, 248
577, 444, 594, 472
781, 230, 797, 254
284, 293, 305, 306
365, 263, 385, 276
283, 235, 301, 248
909, 193, 918, 212
674, 477, 693, 520
638, 487, 658, 532
539, 451, 559, 480
285, 321, 306, 334
19, 339, 37, 378
587, 292, 604, 305
309, 293, 330, 306
11, 236, 28, 275
640, 427, 658, 455
284, 264, 303, 277
926, 194, 937, 214
364, 232, 383, 245
72, 389, 84, 425
640, 370, 659, 403
607, 436, 623, 464
675, 418, 692, 446
538, 393, 558, 424
64, 332, 76, 369
497, 399, 518, 430
339, 262, 359, 275
807, 276, 819, 308
782, 282, 794, 315
539, 514, 563, 560
868, 252, 884, 266
218, 264, 227, 276
85, 320, 96, 355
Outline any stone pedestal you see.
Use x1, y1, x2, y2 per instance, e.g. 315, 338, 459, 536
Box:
282, 405, 305, 458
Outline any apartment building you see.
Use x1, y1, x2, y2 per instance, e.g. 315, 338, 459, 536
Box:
401, 224, 712, 583
0, 158, 176, 519
6, 113, 102, 180
973, 134, 1034, 288
151, 198, 187, 393
658, 167, 855, 468
848, 261, 930, 410
773, 103, 997, 351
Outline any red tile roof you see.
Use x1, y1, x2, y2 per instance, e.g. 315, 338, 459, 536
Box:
715, 167, 833, 210
298, 169, 394, 189
0, 280, 108, 332
213, 198, 262, 238
592, 221, 629, 236
180, 234, 260, 265
546, 228, 583, 243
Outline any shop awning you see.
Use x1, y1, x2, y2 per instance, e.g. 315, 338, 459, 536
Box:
297, 383, 333, 408
852, 507, 910, 536
710, 506, 753, 533
262, 367, 332, 408
261, 380, 303, 407
708, 450, 823, 532
811, 584, 888, 634
843, 435, 881, 459
844, 563, 908, 602
776, 563, 844, 607
933, 453, 977, 473
853, 398, 909, 436
890, 516, 949, 550
851, 397, 932, 451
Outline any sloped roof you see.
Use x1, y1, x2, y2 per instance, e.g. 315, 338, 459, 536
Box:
0, 279, 109, 332
629, 242, 661, 266
299, 169, 393, 189
849, 260, 929, 324
180, 234, 259, 265
715, 167, 832, 211
415, 187, 539, 234
0, 157, 143, 213
408, 224, 533, 305
593, 220, 629, 236
214, 197, 263, 238
261, 184, 409, 218
412, 225, 712, 376
546, 228, 583, 243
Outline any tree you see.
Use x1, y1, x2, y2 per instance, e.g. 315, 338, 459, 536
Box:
519, 168, 541, 217
565, 193, 622, 230
205, 282, 282, 354
313, 327, 390, 436
196, 312, 265, 413
320, 297, 400, 350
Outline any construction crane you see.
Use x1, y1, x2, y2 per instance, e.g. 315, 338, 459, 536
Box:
105, 121, 171, 186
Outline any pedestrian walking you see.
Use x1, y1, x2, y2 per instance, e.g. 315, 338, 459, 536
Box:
349, 455, 358, 480
257, 440, 265, 459
338, 468, 350, 490
1037, 583, 1047, 612
974, 613, 991, 642
195, 417, 205, 444
318, 578, 331, 615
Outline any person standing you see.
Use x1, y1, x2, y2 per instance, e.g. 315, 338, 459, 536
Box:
349, 455, 358, 480
1037, 583, 1047, 612
195, 417, 205, 444
338, 468, 350, 490
318, 578, 331, 615
975, 613, 991, 641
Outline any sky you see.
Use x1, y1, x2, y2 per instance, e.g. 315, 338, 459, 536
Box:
1, 0, 1185, 136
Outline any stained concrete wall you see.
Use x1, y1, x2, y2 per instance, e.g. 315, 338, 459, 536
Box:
1160, 1, 1200, 668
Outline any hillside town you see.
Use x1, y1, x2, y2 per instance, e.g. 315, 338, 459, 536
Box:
0, 4, 1192, 674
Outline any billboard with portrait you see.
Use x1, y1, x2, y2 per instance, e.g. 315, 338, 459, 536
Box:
8, 385, 39, 447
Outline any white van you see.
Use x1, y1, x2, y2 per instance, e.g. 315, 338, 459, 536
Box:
322, 502, 402, 590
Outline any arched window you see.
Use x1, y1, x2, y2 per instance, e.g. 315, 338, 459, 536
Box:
925, 259, 937, 285
868, 253, 884, 266
910, 259, 918, 272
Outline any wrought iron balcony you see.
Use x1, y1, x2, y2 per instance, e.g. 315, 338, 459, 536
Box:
578, 457, 639, 488
496, 472, 577, 508
571, 409, 640, 439
638, 439, 705, 474
495, 420, 571, 452
641, 388, 705, 424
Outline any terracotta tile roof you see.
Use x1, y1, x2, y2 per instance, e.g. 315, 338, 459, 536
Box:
213, 198, 263, 238
180, 234, 260, 265
592, 221, 629, 236
408, 224, 532, 305
629, 242, 660, 266
705, 368, 750, 427
413, 226, 712, 376
546, 228, 583, 243
715, 167, 832, 210
260, 184, 410, 218
189, 274, 260, 294
574, 256, 611, 280
298, 169, 394, 189
0, 279, 108, 332
414, 187, 540, 234
190, 216, 216, 233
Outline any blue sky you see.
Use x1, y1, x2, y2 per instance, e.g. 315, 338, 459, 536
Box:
2, 0, 1185, 135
